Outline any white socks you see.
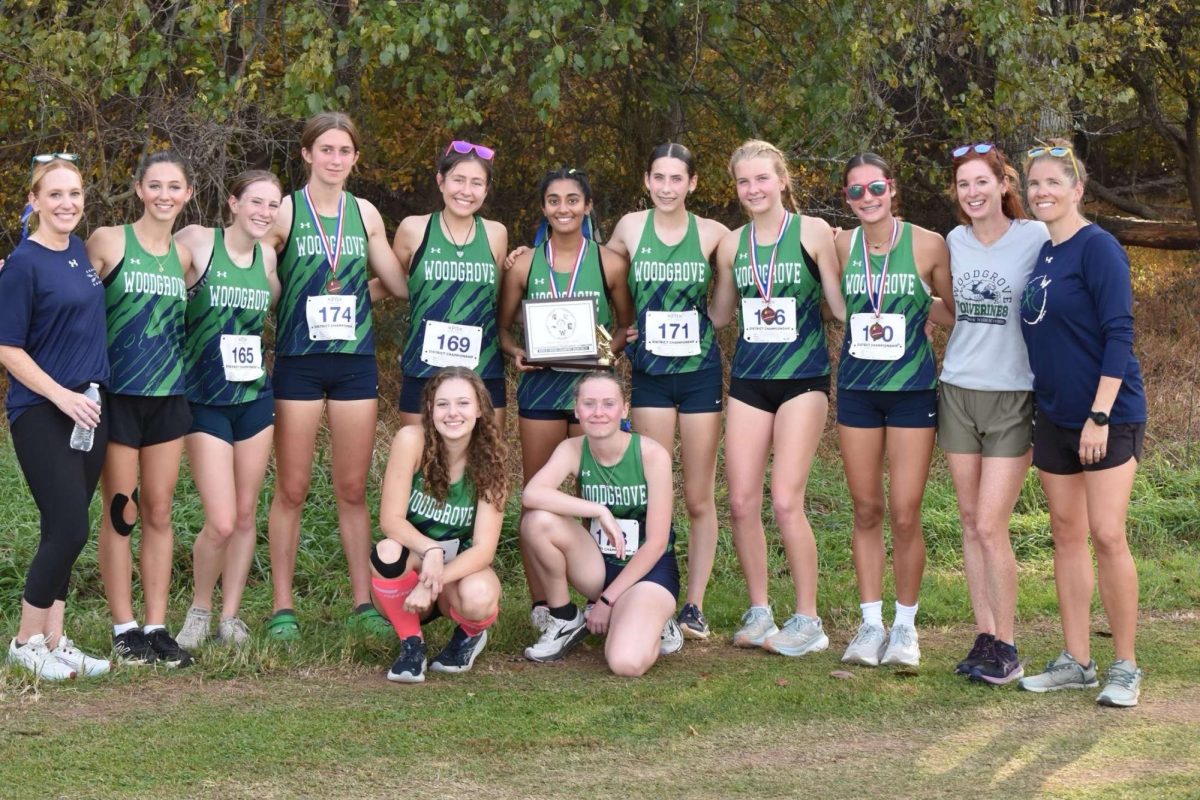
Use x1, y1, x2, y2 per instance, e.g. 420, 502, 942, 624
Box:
113, 621, 138, 636
894, 602, 918, 629
860, 600, 884, 629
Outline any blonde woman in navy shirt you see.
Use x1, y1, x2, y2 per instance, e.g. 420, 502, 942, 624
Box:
1017, 139, 1146, 707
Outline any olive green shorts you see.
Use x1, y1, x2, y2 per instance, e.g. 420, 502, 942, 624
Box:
937, 383, 1033, 457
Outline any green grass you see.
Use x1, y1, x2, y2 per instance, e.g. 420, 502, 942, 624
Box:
2, 429, 1199, 798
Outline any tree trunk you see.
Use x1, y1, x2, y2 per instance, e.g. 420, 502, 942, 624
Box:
1095, 215, 1200, 250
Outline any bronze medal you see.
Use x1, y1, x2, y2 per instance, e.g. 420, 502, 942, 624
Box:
326, 277, 342, 294
761, 306, 777, 325
869, 321, 885, 340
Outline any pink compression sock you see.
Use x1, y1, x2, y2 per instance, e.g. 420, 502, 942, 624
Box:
372, 572, 422, 639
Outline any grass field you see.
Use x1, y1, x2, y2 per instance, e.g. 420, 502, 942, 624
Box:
2, 247, 1199, 798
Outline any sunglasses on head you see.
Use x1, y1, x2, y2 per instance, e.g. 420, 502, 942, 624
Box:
1027, 144, 1081, 182
445, 140, 495, 161
844, 180, 890, 201
952, 142, 994, 160
31, 152, 79, 166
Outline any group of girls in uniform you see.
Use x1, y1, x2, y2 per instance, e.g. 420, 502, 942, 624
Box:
2, 116, 1145, 707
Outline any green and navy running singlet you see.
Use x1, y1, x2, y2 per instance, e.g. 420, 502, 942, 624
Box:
516, 242, 611, 412
406, 469, 477, 560
104, 225, 188, 396
276, 190, 372, 356
578, 433, 674, 567
400, 214, 503, 380
184, 229, 273, 405
731, 214, 830, 380
837, 222, 936, 391
626, 211, 719, 375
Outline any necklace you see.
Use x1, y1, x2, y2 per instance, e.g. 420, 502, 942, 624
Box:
444, 215, 472, 258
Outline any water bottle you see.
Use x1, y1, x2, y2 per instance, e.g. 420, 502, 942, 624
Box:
69, 383, 100, 452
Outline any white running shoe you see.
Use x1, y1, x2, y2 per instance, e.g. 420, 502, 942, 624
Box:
217, 616, 251, 646
524, 608, 588, 662
176, 606, 212, 650
8, 634, 76, 681
659, 618, 684, 656
765, 614, 830, 657
732, 607, 778, 648
841, 622, 888, 666
881, 624, 921, 666
50, 636, 110, 677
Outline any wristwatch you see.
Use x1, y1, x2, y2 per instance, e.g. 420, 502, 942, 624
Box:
1088, 410, 1110, 426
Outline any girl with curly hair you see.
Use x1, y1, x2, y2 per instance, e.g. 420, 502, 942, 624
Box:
369, 366, 509, 682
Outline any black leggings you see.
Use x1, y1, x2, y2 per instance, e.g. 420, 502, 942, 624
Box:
11, 396, 108, 609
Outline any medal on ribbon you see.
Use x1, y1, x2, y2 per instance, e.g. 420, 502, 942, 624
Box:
303, 186, 345, 294
861, 217, 900, 334
749, 212, 791, 322
544, 237, 588, 299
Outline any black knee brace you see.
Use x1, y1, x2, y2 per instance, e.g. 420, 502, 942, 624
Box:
110, 487, 140, 537
370, 542, 407, 579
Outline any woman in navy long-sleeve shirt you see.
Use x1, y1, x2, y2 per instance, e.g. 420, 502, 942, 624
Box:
1017, 139, 1146, 707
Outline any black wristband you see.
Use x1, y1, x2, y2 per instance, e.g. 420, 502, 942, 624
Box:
599, 594, 613, 607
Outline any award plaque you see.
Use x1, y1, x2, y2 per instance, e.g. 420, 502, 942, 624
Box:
522, 297, 612, 369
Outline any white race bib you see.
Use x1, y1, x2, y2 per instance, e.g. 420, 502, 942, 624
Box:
434, 538, 462, 564
741, 296, 797, 343
849, 312, 906, 361
589, 517, 640, 558
645, 310, 701, 357
219, 334, 264, 382
421, 319, 482, 369
306, 294, 357, 341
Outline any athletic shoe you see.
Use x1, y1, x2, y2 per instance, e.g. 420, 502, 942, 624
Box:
430, 628, 488, 674
955, 632, 996, 675
764, 614, 830, 657
1096, 660, 1143, 708
732, 607, 778, 648
112, 628, 158, 665
1018, 651, 1099, 693
676, 603, 711, 640
969, 640, 1023, 685
387, 635, 427, 683
841, 622, 888, 666
530, 605, 552, 633
659, 618, 684, 656
8, 635, 76, 681
881, 624, 921, 666
176, 606, 212, 650
50, 636, 110, 677
217, 617, 251, 647
145, 629, 195, 668
524, 608, 588, 662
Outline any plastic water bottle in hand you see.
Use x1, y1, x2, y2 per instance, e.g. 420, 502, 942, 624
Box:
69, 383, 101, 452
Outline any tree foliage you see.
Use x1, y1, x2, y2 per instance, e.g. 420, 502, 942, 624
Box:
1, 0, 1195, 250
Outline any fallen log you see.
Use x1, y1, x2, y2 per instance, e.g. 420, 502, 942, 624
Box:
1095, 215, 1200, 250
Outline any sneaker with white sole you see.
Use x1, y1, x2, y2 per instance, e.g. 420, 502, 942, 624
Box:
431, 627, 488, 674
659, 618, 684, 656
176, 606, 212, 650
732, 607, 778, 648
112, 628, 157, 665
881, 624, 920, 666
765, 614, 830, 657
50, 636, 110, 677
217, 617, 251, 646
387, 635, 427, 683
1096, 660, 1143, 708
676, 603, 711, 640
524, 608, 588, 662
841, 622, 888, 666
8, 634, 76, 681
1018, 650, 1099, 693
145, 628, 195, 668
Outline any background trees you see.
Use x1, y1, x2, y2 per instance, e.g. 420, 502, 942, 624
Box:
1, 0, 1195, 248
